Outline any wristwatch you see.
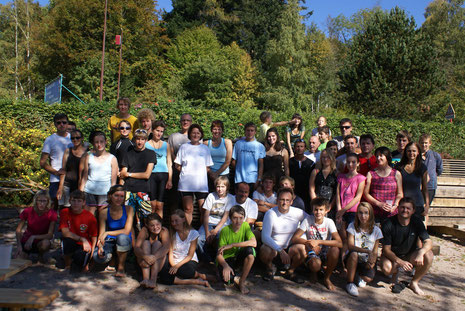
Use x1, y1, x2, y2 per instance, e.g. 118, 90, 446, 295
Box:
128, 172, 132, 177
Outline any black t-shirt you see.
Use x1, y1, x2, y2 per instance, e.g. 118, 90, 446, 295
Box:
289, 157, 314, 197
110, 137, 133, 168
121, 147, 156, 193
381, 216, 430, 257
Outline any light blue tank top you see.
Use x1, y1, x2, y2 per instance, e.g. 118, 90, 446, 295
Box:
208, 138, 229, 175
84, 153, 113, 195
145, 141, 168, 173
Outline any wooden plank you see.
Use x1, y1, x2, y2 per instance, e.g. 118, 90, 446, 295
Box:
437, 177, 465, 186
430, 198, 465, 207
435, 186, 465, 198
0, 289, 59, 309
428, 226, 465, 241
428, 217, 465, 226
429, 207, 465, 217
0, 259, 32, 281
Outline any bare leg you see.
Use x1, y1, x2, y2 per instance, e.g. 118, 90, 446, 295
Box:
115, 251, 128, 277
37, 240, 51, 263
147, 241, 165, 288
307, 257, 322, 283
287, 244, 306, 274
173, 277, 210, 286
409, 250, 433, 295
346, 251, 358, 283
324, 247, 339, 291
380, 254, 399, 284
182, 196, 194, 225
197, 198, 205, 225
238, 255, 254, 294
259, 245, 277, 270
137, 240, 153, 286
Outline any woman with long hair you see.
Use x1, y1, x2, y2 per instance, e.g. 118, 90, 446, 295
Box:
309, 149, 338, 218
158, 210, 211, 287
286, 113, 305, 157
396, 142, 429, 221
264, 127, 289, 184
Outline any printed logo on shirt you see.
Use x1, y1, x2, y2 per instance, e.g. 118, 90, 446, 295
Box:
80, 224, 88, 233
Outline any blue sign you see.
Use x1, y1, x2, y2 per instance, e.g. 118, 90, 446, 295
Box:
44, 75, 62, 104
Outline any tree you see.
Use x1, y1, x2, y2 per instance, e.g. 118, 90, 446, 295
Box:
164, 26, 258, 109
33, 0, 169, 102
339, 7, 444, 119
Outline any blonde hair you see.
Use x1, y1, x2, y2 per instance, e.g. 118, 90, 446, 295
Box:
354, 202, 375, 234
32, 190, 51, 213
214, 175, 230, 191
316, 149, 337, 171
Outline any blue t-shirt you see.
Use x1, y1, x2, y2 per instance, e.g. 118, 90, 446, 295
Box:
232, 138, 266, 183
145, 141, 168, 173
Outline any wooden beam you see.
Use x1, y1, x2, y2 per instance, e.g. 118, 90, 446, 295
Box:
429, 226, 465, 242
429, 207, 465, 217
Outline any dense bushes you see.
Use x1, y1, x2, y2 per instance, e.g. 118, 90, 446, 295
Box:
1, 97, 464, 204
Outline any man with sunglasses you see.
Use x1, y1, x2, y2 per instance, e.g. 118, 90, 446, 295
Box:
40, 113, 72, 210
333, 118, 360, 151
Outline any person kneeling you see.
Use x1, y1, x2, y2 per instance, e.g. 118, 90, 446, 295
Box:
380, 197, 433, 295
158, 210, 211, 287
59, 190, 97, 273
290, 197, 342, 290
217, 205, 256, 294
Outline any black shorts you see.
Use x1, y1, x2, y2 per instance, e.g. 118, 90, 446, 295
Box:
218, 246, 255, 284
272, 247, 290, 270
149, 172, 168, 202
180, 191, 208, 200
158, 259, 198, 285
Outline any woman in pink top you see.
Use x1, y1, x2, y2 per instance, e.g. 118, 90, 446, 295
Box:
363, 147, 403, 222
336, 153, 366, 266
15, 190, 58, 262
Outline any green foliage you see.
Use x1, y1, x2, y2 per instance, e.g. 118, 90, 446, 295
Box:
339, 7, 445, 119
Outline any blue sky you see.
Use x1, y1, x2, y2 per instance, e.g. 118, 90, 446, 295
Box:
1, 0, 431, 28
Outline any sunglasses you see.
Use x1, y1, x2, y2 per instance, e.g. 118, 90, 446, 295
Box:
135, 129, 148, 134
119, 126, 131, 130
56, 121, 68, 125
340, 126, 351, 130
71, 136, 82, 140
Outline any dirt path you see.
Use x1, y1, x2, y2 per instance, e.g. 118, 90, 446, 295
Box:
1, 216, 464, 311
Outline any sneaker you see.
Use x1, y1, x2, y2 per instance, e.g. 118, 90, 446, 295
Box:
346, 283, 359, 297
356, 275, 367, 288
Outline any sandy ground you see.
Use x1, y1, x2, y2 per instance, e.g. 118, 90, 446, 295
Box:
1, 216, 464, 311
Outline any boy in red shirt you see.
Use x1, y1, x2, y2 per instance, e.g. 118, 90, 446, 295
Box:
59, 190, 97, 272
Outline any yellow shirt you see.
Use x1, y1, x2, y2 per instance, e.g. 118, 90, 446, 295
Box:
107, 114, 139, 143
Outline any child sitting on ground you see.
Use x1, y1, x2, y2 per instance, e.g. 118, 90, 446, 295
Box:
345, 202, 383, 296
217, 205, 257, 294
290, 197, 342, 290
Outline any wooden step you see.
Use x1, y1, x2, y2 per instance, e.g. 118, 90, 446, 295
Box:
428, 216, 465, 226
429, 207, 465, 217
437, 176, 465, 186
435, 186, 465, 198
0, 288, 59, 309
430, 198, 465, 207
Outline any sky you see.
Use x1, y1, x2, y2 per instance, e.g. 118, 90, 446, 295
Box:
1, 0, 432, 29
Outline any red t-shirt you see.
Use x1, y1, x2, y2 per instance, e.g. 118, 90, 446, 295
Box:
359, 155, 378, 176
20, 207, 58, 243
59, 208, 98, 245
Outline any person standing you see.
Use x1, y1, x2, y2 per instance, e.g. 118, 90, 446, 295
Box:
289, 140, 314, 209
108, 97, 138, 143
419, 134, 443, 205
40, 113, 72, 209
232, 123, 265, 192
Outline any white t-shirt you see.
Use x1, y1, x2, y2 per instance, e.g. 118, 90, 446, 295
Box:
253, 191, 277, 206
261, 206, 306, 251
42, 133, 72, 183
175, 142, 213, 192
299, 215, 337, 241
227, 197, 258, 221
203, 192, 234, 226
347, 222, 383, 262
172, 229, 199, 265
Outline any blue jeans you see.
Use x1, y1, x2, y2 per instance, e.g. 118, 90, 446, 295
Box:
197, 224, 223, 262
93, 234, 132, 264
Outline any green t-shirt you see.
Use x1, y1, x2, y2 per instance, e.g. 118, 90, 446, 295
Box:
219, 222, 255, 260
318, 141, 328, 151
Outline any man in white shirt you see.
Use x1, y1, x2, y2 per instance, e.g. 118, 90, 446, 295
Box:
304, 136, 321, 163
229, 183, 258, 226
40, 113, 72, 209
260, 188, 306, 281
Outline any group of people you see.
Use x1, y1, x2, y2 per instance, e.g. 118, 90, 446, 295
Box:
15, 98, 442, 296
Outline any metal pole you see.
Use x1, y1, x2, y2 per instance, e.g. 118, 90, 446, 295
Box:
117, 27, 123, 99
99, 0, 108, 101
